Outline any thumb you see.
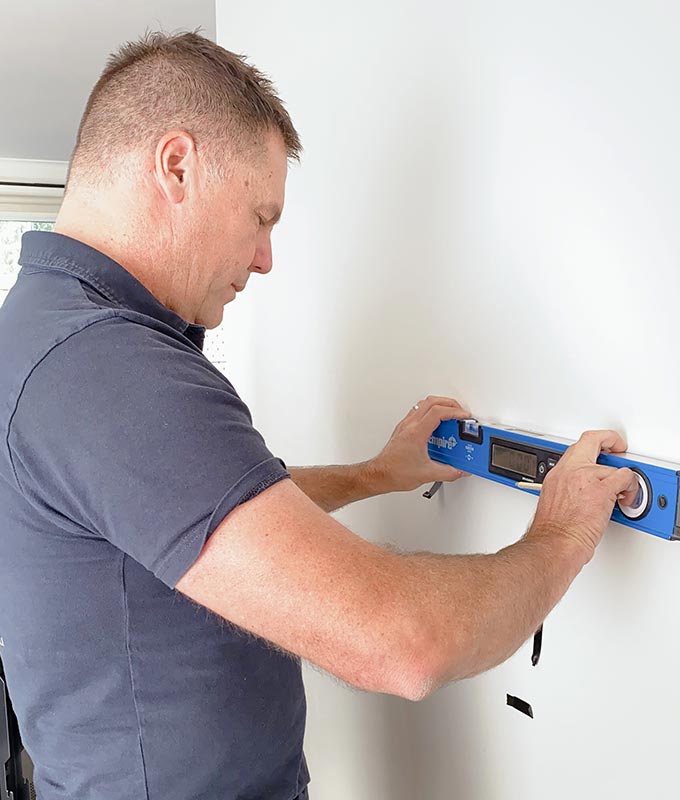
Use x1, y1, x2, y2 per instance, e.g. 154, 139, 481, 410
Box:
432, 464, 470, 483
603, 468, 640, 503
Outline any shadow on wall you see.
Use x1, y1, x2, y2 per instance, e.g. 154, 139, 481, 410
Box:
329, 490, 504, 800
327, 92, 493, 800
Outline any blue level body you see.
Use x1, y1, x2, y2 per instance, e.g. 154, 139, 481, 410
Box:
428, 419, 680, 541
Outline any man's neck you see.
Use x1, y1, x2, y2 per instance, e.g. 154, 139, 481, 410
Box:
54, 197, 191, 321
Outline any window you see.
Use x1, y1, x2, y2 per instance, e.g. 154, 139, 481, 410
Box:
0, 220, 55, 308
0, 158, 65, 307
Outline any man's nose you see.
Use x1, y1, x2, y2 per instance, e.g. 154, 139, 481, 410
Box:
250, 238, 273, 274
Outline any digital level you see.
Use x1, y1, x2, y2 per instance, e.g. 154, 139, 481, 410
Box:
427, 419, 680, 541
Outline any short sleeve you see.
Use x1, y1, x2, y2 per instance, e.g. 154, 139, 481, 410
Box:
8, 316, 290, 587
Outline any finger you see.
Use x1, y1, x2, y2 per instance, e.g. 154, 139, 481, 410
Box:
422, 396, 469, 412
561, 430, 628, 465
430, 464, 470, 483
420, 404, 472, 434
602, 468, 639, 501
411, 396, 470, 417
548, 464, 615, 479
588, 464, 628, 479
617, 487, 641, 506
584, 464, 637, 494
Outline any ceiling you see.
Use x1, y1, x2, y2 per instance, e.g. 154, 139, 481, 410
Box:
1, 0, 216, 162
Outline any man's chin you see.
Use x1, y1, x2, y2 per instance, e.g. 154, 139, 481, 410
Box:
197, 304, 227, 330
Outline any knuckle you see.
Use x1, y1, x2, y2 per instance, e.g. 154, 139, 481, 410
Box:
622, 467, 637, 484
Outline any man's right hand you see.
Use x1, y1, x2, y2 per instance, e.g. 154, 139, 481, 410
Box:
528, 429, 640, 563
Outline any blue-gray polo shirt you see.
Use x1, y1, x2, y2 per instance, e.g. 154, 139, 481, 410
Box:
0, 231, 309, 800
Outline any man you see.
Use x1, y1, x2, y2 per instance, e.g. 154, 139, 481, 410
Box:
0, 31, 638, 800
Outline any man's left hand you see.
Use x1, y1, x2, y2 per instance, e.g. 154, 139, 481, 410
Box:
369, 395, 472, 494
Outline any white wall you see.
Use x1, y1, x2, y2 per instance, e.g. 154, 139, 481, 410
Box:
215, 2, 680, 798
0, 0, 216, 161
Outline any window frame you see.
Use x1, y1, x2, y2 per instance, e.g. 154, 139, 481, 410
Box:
0, 158, 66, 221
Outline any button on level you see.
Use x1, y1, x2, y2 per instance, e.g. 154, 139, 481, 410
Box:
538, 462, 547, 477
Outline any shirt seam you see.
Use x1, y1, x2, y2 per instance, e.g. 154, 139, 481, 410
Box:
155, 461, 288, 581
121, 552, 151, 800
21, 259, 128, 309
154, 462, 290, 587
5, 312, 121, 494
21, 259, 193, 336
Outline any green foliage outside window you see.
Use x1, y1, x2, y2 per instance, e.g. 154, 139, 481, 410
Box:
0, 220, 54, 292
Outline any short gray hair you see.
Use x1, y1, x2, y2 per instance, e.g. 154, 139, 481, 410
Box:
68, 30, 302, 187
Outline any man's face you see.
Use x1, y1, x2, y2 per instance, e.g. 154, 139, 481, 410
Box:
189, 130, 288, 328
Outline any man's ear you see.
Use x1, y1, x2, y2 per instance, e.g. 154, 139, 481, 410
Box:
154, 131, 197, 204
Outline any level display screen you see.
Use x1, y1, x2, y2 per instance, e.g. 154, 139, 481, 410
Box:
491, 444, 538, 479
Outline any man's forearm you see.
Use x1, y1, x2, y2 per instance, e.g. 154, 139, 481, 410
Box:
384, 526, 587, 698
288, 462, 390, 512
428, 529, 583, 686
284, 464, 587, 694
287, 397, 469, 511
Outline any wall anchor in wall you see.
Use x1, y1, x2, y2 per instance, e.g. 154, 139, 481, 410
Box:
423, 481, 443, 499
506, 694, 534, 719
531, 624, 543, 667
426, 419, 680, 541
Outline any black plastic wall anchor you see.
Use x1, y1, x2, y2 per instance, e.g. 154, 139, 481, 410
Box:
423, 481, 443, 499
532, 625, 543, 666
507, 694, 534, 718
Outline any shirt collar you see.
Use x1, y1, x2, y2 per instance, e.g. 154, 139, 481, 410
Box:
19, 230, 206, 349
